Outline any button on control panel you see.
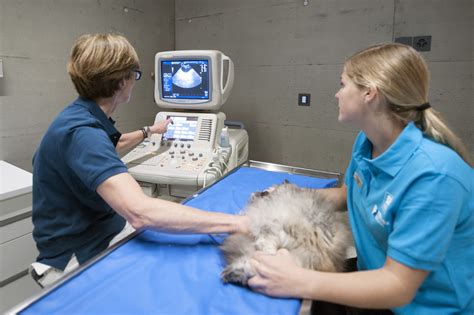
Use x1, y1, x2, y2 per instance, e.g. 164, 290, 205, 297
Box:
161, 140, 208, 171
126, 139, 210, 173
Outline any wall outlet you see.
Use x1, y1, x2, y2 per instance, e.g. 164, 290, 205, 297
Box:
413, 36, 432, 51
395, 36, 413, 46
394, 35, 432, 52
298, 93, 311, 106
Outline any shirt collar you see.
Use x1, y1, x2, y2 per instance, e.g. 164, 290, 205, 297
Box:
73, 97, 122, 146
355, 122, 423, 177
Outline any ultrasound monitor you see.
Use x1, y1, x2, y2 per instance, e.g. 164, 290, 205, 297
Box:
155, 50, 234, 111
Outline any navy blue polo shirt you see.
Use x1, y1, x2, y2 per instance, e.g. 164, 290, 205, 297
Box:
32, 97, 128, 270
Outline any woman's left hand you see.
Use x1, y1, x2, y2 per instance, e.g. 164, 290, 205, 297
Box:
248, 249, 305, 298
150, 118, 173, 135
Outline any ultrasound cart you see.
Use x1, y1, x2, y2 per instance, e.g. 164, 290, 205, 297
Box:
9, 161, 341, 315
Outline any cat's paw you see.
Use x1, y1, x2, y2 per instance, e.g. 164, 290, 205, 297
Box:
221, 265, 254, 285
255, 238, 278, 254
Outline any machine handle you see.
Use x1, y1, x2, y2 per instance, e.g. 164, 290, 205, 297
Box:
224, 120, 245, 129
221, 55, 234, 104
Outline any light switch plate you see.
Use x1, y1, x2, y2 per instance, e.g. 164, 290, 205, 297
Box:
298, 93, 311, 106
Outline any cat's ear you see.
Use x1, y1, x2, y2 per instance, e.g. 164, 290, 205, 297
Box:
257, 191, 269, 197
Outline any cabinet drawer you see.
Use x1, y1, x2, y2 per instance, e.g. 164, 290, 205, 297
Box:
0, 215, 33, 244
0, 233, 38, 281
0, 192, 32, 218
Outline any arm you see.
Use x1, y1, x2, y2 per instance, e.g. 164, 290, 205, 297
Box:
116, 119, 172, 155
248, 249, 428, 309
97, 172, 248, 234
317, 184, 347, 211
116, 130, 146, 155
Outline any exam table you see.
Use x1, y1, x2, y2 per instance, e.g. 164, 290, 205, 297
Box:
9, 161, 340, 315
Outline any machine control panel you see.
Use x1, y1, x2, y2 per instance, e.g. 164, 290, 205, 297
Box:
122, 111, 226, 185
132, 141, 209, 173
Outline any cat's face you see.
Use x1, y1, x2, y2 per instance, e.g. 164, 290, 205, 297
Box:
250, 190, 270, 201
250, 180, 291, 202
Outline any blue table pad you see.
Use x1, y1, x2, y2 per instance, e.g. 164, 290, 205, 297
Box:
21, 166, 337, 315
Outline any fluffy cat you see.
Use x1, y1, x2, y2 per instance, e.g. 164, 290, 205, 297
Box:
221, 181, 352, 285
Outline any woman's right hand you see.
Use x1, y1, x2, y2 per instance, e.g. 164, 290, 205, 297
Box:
248, 249, 306, 298
150, 118, 173, 135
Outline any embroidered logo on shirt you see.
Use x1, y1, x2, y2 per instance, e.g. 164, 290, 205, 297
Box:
353, 172, 363, 187
381, 192, 393, 215
371, 204, 388, 227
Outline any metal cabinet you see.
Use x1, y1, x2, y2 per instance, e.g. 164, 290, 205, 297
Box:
0, 161, 40, 312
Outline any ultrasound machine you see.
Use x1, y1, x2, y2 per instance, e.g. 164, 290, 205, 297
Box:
122, 50, 249, 198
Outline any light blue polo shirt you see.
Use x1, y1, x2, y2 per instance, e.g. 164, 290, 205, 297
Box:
345, 122, 473, 314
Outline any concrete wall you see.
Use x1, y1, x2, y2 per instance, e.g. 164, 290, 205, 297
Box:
0, 0, 175, 171
175, 0, 473, 173
1, 0, 472, 173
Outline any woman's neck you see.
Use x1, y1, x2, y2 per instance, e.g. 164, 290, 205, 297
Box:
95, 96, 119, 118
363, 115, 405, 159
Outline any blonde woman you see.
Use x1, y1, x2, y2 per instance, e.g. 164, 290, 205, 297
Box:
248, 44, 473, 314
31, 33, 247, 287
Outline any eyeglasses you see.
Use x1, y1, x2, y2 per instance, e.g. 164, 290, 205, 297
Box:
132, 69, 142, 81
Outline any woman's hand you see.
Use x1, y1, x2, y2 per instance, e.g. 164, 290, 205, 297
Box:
150, 118, 173, 135
235, 214, 250, 234
248, 249, 305, 298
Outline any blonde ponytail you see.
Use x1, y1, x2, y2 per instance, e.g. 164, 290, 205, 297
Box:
421, 109, 472, 166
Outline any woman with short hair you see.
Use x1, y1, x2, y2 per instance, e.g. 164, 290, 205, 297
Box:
31, 33, 248, 287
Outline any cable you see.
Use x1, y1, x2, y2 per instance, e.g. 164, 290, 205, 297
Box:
203, 170, 208, 187
218, 146, 231, 172
203, 167, 220, 186
220, 159, 228, 171
209, 165, 222, 177
207, 233, 226, 245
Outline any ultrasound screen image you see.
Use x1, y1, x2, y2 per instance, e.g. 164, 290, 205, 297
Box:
161, 60, 210, 100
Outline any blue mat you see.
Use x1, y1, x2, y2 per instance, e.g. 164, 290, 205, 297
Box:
21, 166, 337, 315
